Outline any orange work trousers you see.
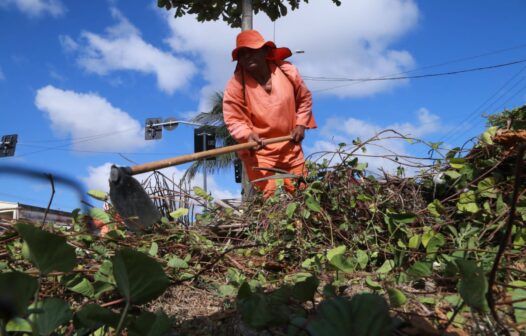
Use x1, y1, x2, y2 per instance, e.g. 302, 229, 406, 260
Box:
244, 161, 307, 198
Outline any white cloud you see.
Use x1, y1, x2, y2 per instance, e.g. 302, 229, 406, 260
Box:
35, 85, 146, 152
65, 8, 196, 94
59, 35, 78, 52
162, 0, 419, 107
83, 163, 238, 203
308, 108, 441, 174
0, 0, 65, 17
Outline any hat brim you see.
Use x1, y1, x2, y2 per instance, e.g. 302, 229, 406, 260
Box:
232, 41, 291, 61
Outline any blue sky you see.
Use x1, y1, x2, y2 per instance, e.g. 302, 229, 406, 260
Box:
1, 0, 526, 211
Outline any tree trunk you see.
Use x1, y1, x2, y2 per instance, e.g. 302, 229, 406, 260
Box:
240, 0, 254, 201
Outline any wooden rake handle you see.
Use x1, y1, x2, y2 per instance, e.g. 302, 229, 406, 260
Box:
127, 135, 293, 175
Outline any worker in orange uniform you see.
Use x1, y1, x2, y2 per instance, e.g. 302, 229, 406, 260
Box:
223, 30, 317, 198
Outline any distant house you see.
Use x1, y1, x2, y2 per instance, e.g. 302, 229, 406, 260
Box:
0, 201, 72, 226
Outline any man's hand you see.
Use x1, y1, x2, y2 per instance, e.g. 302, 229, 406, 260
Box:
248, 132, 264, 150
291, 125, 306, 143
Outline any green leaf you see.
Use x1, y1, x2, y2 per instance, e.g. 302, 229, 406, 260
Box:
456, 259, 488, 311
365, 277, 382, 290
112, 248, 170, 304
128, 310, 171, 336
286, 202, 298, 219
444, 170, 461, 179
427, 199, 446, 218
89, 208, 111, 223
290, 275, 319, 303
218, 284, 236, 297
377, 259, 395, 274
406, 262, 432, 280
387, 287, 407, 308
6, 318, 32, 333
87, 190, 108, 201
509, 281, 526, 323
449, 158, 465, 169
94, 260, 115, 285
327, 245, 354, 273
0, 272, 38, 319
193, 186, 212, 201
15, 223, 76, 275
149, 242, 158, 257
31, 298, 73, 336
477, 177, 497, 198
355, 162, 368, 171
306, 196, 322, 213
481, 126, 497, 144
388, 213, 416, 224
236, 282, 290, 329
355, 250, 369, 270
421, 228, 434, 248
93, 281, 115, 298
62, 274, 95, 298
169, 208, 189, 219
305, 294, 394, 336
408, 234, 421, 249
73, 304, 120, 330
457, 191, 480, 214
167, 256, 189, 269
426, 233, 446, 257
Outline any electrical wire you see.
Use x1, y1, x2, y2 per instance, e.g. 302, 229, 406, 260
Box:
16, 143, 186, 156
20, 127, 140, 144
16, 127, 143, 157
439, 65, 526, 143
304, 58, 526, 82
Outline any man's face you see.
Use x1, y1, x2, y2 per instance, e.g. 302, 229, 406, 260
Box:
238, 47, 269, 72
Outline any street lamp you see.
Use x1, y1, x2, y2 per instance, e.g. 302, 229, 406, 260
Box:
144, 118, 215, 193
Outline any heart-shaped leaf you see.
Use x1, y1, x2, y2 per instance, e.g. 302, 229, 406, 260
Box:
0, 272, 38, 320
128, 310, 171, 336
305, 294, 394, 336
327, 245, 354, 273
112, 248, 170, 304
456, 259, 488, 312
31, 298, 73, 336
15, 223, 76, 275
169, 208, 189, 219
73, 304, 120, 331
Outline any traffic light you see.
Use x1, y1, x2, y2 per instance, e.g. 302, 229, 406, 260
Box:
145, 118, 162, 140
0, 134, 17, 157
194, 126, 216, 160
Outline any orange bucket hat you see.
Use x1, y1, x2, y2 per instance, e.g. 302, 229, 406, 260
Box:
231, 30, 292, 61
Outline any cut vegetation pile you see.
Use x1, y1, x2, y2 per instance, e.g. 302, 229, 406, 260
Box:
0, 105, 525, 335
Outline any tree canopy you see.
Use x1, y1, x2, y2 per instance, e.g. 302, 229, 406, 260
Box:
158, 0, 341, 28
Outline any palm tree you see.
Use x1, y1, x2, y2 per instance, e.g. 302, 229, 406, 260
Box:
183, 92, 237, 181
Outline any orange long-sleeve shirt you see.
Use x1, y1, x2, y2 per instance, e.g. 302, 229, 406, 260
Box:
223, 61, 316, 167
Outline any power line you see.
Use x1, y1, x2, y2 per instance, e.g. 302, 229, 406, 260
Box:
439, 65, 526, 143
446, 76, 526, 145
20, 127, 140, 144
17, 143, 186, 156
16, 128, 143, 158
305, 58, 526, 82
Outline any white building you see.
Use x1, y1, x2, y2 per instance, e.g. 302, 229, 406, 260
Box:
0, 201, 72, 226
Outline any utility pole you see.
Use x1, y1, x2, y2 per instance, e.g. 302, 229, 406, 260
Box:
241, 0, 253, 31
240, 0, 254, 200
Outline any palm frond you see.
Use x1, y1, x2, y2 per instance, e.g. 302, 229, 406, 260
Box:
184, 91, 239, 182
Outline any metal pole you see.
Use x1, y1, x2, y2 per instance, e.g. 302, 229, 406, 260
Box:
241, 0, 253, 31
202, 133, 207, 193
